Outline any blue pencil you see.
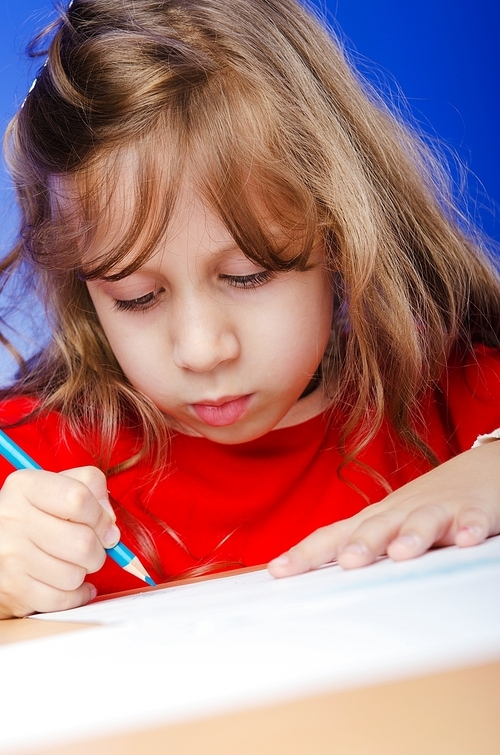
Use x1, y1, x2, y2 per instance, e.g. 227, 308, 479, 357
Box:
0, 428, 156, 587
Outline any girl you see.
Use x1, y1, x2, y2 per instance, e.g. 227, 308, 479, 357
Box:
0, 0, 499, 620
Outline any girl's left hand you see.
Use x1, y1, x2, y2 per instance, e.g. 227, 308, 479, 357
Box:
268, 441, 500, 576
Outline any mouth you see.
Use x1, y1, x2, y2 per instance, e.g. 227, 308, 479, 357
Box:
190, 395, 252, 427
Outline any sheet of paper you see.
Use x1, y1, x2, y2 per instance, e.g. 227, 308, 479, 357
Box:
1, 536, 500, 754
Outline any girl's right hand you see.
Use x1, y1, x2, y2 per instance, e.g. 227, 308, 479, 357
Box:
0, 466, 120, 619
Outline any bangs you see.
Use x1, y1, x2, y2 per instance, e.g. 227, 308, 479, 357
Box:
46, 76, 321, 282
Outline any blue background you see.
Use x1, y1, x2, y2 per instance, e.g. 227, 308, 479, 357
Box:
0, 0, 498, 379
330, 0, 500, 243
1, 0, 498, 246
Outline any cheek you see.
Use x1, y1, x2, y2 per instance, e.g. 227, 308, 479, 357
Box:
291, 275, 333, 349
93, 312, 154, 385
255, 280, 333, 372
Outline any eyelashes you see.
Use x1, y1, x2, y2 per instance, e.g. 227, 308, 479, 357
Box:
112, 270, 274, 312
113, 291, 161, 312
219, 270, 274, 289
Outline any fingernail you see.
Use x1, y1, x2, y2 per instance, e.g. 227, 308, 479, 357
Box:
269, 554, 290, 568
103, 524, 120, 547
99, 495, 116, 522
458, 525, 483, 540
88, 584, 97, 601
341, 541, 369, 556
393, 533, 420, 549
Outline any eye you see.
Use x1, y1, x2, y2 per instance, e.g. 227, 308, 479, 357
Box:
113, 289, 164, 312
220, 271, 274, 289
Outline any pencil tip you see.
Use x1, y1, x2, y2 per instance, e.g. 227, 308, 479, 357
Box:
145, 576, 156, 586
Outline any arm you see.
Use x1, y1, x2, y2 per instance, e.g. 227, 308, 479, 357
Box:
269, 439, 500, 576
0, 467, 120, 618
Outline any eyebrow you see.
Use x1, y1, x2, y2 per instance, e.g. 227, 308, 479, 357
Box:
80, 241, 252, 283
78, 270, 130, 283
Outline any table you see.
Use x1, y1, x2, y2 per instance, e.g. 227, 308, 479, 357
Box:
2, 540, 500, 755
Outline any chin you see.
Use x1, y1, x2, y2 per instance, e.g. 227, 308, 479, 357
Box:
196, 420, 276, 445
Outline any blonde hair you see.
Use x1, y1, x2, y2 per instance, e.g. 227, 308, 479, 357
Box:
2, 0, 500, 472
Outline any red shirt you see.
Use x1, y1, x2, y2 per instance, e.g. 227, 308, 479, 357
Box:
0, 345, 499, 595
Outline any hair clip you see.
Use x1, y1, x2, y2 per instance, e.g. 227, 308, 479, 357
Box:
21, 80, 37, 109
21, 60, 48, 109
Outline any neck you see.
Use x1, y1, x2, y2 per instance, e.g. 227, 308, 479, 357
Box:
274, 384, 328, 430
298, 369, 322, 400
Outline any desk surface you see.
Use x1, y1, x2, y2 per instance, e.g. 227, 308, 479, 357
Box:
6, 636, 500, 755
2, 541, 500, 755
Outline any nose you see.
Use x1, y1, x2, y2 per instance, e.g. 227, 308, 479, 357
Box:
171, 294, 240, 372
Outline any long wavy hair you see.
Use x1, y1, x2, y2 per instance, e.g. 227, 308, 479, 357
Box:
2, 0, 500, 474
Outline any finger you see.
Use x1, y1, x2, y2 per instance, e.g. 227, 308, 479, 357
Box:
29, 579, 97, 616
385, 503, 452, 561
0, 569, 96, 618
336, 508, 408, 568
2, 538, 90, 593
0, 485, 110, 572
4, 469, 120, 549
455, 505, 497, 547
24, 510, 107, 573
268, 520, 353, 577
27, 548, 90, 592
58, 467, 120, 549
60, 467, 116, 522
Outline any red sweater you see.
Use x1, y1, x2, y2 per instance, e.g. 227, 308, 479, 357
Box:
0, 345, 499, 595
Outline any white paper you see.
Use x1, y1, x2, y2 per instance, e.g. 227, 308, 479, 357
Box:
1, 536, 500, 754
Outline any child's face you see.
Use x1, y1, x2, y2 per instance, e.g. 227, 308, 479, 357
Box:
86, 180, 333, 444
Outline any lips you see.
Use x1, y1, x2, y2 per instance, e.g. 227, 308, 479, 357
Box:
191, 395, 252, 427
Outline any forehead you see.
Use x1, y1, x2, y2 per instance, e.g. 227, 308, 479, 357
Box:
49, 146, 184, 276
50, 146, 168, 224
52, 161, 239, 255
49, 139, 318, 280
